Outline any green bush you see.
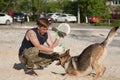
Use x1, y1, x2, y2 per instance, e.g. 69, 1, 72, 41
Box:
93, 22, 109, 26
91, 20, 120, 27
111, 20, 120, 26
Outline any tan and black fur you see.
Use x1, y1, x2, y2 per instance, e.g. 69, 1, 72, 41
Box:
57, 27, 119, 80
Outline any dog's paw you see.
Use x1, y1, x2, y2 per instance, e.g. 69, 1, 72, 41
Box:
88, 73, 96, 77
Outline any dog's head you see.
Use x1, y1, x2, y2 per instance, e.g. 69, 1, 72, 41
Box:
56, 49, 71, 67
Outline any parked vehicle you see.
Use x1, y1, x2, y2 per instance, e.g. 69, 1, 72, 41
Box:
46, 13, 61, 22
89, 16, 101, 23
0, 13, 13, 25
56, 14, 77, 22
12, 12, 26, 22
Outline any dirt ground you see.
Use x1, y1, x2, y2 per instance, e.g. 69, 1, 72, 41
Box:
0, 24, 120, 80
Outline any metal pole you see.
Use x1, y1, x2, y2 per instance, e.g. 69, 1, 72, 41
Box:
77, 3, 80, 24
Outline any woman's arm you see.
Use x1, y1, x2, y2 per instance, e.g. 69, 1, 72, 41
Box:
26, 30, 53, 52
46, 32, 59, 48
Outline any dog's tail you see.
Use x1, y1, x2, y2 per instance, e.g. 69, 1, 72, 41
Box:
101, 26, 119, 47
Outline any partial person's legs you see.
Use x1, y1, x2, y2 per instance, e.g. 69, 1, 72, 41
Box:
23, 47, 40, 69
21, 47, 59, 75
22, 47, 40, 76
36, 51, 60, 67
19, 54, 27, 65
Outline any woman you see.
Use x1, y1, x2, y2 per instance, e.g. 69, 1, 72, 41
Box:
19, 18, 64, 76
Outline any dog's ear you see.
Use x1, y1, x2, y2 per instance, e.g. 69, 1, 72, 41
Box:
56, 49, 70, 65
60, 49, 70, 57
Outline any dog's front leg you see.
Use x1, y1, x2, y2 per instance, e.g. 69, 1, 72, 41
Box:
62, 73, 73, 80
63, 71, 80, 80
92, 61, 101, 80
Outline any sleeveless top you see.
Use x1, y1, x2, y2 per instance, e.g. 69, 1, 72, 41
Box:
19, 28, 48, 56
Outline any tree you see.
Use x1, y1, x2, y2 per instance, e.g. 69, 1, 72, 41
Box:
0, 0, 11, 13
62, 0, 110, 22
0, 0, 110, 22
46, 1, 60, 12
46, 0, 66, 13
63, 1, 78, 15
78, 0, 110, 22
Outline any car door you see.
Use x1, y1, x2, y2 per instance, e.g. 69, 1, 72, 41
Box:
54, 13, 60, 20
0, 13, 5, 24
60, 14, 67, 22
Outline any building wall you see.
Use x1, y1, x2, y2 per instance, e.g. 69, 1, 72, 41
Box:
106, 0, 120, 19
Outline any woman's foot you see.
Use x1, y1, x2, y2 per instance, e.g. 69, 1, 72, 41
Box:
25, 68, 38, 76
34, 64, 44, 70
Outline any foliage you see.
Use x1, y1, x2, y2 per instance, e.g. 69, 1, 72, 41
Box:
91, 19, 120, 26
63, 1, 78, 16
0, 0, 11, 12
111, 20, 120, 27
0, 0, 111, 22
46, 1, 61, 13
77, 0, 110, 22
93, 22, 109, 26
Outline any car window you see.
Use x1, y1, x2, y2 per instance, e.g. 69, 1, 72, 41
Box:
68, 14, 73, 16
56, 14, 60, 16
46, 13, 53, 17
13, 13, 24, 16
0, 14, 5, 16
60, 14, 66, 17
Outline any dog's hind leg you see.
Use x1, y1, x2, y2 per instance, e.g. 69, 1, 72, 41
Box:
92, 61, 101, 80
100, 64, 106, 77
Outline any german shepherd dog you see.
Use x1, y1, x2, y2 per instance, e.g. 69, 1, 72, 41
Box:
56, 27, 119, 80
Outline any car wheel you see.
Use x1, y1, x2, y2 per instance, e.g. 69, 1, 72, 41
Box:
6, 20, 10, 25
65, 19, 68, 23
56, 19, 58, 23
54, 19, 57, 23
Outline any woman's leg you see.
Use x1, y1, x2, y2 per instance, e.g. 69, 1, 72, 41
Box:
23, 47, 39, 69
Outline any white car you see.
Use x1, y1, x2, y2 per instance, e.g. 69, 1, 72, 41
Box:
0, 13, 13, 25
46, 13, 61, 22
56, 14, 77, 22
